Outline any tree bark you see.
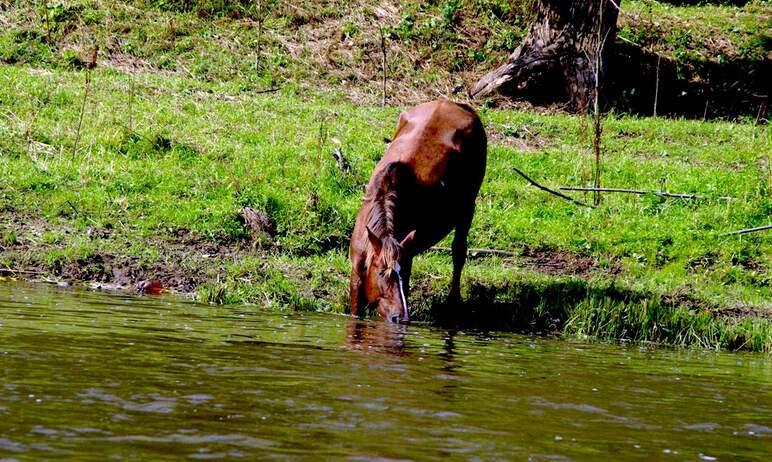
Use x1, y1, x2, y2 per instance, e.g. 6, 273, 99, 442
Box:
471, 0, 619, 111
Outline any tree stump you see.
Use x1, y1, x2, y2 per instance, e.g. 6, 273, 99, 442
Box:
471, 0, 620, 111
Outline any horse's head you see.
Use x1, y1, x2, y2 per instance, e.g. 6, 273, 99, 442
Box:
364, 227, 415, 323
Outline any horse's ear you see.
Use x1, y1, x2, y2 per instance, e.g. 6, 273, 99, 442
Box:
400, 230, 416, 251
366, 226, 382, 253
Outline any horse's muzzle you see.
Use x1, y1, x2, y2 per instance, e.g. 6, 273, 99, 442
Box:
388, 313, 409, 324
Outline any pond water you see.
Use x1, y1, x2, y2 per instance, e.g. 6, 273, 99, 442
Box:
0, 282, 770, 461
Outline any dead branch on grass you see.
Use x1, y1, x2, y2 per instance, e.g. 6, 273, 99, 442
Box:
513, 167, 595, 208
558, 186, 735, 201
721, 225, 772, 236
254, 86, 281, 94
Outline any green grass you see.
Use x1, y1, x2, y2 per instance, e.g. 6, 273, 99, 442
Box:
0, 64, 769, 350
0, 0, 770, 350
621, 1, 772, 63
1, 1, 768, 110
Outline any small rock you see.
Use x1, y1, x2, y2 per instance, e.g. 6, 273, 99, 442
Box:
136, 279, 164, 295
240, 207, 275, 238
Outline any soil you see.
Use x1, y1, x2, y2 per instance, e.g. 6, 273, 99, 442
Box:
0, 210, 766, 321
0, 211, 240, 295
486, 127, 549, 153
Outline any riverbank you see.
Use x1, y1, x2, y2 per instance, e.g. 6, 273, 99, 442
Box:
1, 65, 769, 351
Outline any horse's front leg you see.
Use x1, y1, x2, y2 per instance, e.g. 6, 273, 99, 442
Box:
401, 258, 413, 298
349, 269, 365, 318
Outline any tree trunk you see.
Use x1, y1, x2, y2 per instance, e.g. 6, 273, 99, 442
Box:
470, 0, 619, 111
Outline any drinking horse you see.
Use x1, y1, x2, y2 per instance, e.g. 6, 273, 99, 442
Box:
349, 100, 487, 322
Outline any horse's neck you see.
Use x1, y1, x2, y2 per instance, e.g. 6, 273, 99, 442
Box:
368, 187, 398, 236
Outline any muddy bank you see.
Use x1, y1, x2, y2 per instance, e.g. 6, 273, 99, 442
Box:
2, 210, 768, 325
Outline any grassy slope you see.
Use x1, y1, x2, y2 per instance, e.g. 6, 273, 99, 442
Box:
0, 1, 770, 350
1, 1, 769, 108
620, 1, 771, 64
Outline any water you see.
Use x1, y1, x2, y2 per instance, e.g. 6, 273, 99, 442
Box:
0, 283, 770, 461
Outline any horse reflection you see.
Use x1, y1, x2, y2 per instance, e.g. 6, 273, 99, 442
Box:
343, 319, 409, 356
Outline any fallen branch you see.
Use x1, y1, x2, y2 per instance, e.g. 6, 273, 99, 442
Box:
558, 186, 734, 201
513, 167, 595, 208
254, 86, 281, 94
721, 225, 772, 236
430, 246, 520, 258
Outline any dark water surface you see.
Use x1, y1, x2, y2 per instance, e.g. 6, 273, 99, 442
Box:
0, 283, 770, 461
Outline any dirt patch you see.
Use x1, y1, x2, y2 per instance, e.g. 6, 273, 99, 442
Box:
718, 303, 772, 321
46, 253, 204, 294
522, 248, 599, 276
0, 212, 241, 295
487, 127, 549, 153
661, 286, 772, 320
101, 53, 154, 74
435, 245, 624, 277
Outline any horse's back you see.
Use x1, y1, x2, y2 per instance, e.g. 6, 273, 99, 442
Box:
382, 99, 486, 188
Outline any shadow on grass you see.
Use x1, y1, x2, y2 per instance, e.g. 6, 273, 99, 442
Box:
610, 42, 770, 119
413, 278, 772, 352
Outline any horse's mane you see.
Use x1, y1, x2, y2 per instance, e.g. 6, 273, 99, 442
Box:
365, 162, 411, 271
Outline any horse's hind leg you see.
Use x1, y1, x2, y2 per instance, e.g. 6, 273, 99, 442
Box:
449, 208, 473, 304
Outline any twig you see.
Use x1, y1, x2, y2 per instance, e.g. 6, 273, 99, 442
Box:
66, 199, 81, 216
254, 86, 281, 94
43, 0, 51, 44
65, 199, 98, 225
592, 1, 610, 207
128, 75, 135, 132
558, 186, 734, 201
379, 27, 387, 107
754, 94, 767, 126
617, 34, 640, 47
255, 0, 263, 71
513, 167, 595, 208
72, 69, 91, 156
430, 246, 520, 258
653, 54, 661, 117
73, 45, 98, 157
317, 111, 328, 169
721, 225, 772, 236
116, 123, 154, 145
24, 96, 46, 157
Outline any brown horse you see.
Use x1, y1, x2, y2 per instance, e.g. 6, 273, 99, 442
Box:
349, 99, 487, 323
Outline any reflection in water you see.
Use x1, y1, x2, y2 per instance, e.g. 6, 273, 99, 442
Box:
343, 318, 408, 356
1, 282, 771, 461
439, 329, 458, 370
